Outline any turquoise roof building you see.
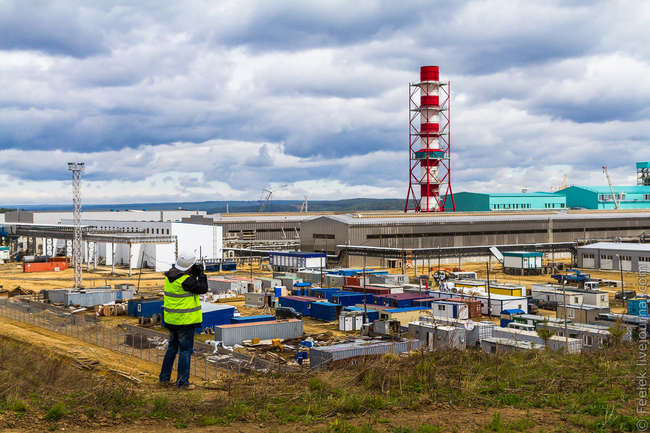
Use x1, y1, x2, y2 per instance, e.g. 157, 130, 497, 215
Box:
557, 186, 650, 209
452, 192, 566, 212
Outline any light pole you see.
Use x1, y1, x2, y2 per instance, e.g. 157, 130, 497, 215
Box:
67, 162, 84, 289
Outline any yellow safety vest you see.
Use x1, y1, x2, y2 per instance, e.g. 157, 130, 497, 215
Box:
163, 274, 202, 326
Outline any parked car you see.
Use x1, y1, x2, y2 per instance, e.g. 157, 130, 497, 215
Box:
528, 303, 539, 314
275, 306, 303, 319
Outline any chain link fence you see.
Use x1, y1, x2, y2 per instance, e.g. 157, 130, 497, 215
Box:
0, 298, 300, 382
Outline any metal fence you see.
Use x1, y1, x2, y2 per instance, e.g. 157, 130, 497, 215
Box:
0, 298, 299, 381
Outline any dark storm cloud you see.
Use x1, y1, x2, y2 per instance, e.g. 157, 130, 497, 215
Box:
0, 2, 108, 57
0, 0, 650, 203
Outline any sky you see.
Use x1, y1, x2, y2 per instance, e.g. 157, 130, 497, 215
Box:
1, 0, 650, 205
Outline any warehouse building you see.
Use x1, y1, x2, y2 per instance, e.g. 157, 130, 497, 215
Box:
557, 185, 650, 209
453, 192, 566, 212
300, 211, 650, 266
577, 242, 650, 272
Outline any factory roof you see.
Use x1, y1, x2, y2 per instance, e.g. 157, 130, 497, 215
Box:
314, 210, 650, 226
577, 242, 650, 252
456, 191, 563, 197
558, 185, 650, 194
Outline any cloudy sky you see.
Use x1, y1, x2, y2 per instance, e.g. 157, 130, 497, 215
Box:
1, 0, 650, 205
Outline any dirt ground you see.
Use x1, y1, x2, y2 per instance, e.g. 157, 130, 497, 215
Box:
0, 407, 573, 433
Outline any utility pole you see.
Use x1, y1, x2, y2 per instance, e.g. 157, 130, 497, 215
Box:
617, 254, 625, 299
68, 162, 84, 288
486, 257, 492, 318
563, 279, 568, 354
363, 253, 368, 324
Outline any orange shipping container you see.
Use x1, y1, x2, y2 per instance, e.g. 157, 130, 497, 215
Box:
23, 262, 69, 273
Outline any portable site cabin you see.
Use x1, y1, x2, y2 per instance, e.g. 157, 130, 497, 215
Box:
502, 251, 543, 275
530, 286, 584, 307
378, 307, 430, 326
532, 284, 609, 308
481, 337, 545, 354
491, 327, 582, 353
269, 251, 326, 272
536, 322, 618, 351
429, 291, 528, 316
431, 300, 469, 320
416, 316, 496, 346
513, 314, 566, 328
556, 304, 610, 324
408, 321, 467, 350
338, 312, 364, 331
489, 283, 526, 297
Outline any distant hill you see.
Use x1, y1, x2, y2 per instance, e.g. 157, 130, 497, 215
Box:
2, 198, 404, 213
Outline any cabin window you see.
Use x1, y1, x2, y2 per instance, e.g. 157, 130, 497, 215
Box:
584, 335, 593, 346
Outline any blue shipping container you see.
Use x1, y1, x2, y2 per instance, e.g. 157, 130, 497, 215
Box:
278, 296, 314, 316
309, 302, 341, 321
128, 299, 163, 318
231, 315, 276, 324
628, 299, 649, 317
163, 302, 235, 334
331, 293, 370, 306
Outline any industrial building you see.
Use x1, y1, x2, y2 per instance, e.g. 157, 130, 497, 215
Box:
453, 192, 566, 212
299, 211, 650, 266
5, 209, 204, 225
59, 219, 221, 271
577, 242, 650, 272
557, 186, 650, 209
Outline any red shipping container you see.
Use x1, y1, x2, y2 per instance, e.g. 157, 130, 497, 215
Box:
344, 276, 361, 287
23, 261, 69, 273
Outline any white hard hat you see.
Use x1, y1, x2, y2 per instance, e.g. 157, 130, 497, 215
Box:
175, 250, 196, 272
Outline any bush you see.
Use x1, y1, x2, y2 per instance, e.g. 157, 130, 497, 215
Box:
45, 403, 65, 421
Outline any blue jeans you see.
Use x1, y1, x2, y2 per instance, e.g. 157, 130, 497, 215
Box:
159, 327, 195, 386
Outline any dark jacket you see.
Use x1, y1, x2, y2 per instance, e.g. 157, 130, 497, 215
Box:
164, 265, 208, 331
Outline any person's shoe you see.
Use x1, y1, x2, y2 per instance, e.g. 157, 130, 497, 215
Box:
158, 381, 173, 388
177, 383, 196, 390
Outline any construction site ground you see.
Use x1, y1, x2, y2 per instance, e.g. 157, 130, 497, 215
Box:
0, 260, 641, 432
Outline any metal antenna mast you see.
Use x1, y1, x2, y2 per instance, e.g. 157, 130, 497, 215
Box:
68, 162, 85, 288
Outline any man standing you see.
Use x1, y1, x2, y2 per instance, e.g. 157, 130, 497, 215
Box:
159, 250, 208, 389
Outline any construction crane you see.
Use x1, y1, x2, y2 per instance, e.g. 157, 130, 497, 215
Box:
602, 165, 620, 209
258, 189, 272, 212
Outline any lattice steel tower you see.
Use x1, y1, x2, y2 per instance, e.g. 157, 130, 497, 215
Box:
68, 162, 85, 288
404, 66, 456, 212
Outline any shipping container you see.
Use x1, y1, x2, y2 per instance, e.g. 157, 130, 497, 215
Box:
230, 314, 276, 324
627, 298, 649, 317
310, 339, 420, 368
309, 302, 342, 321
128, 298, 163, 318
214, 319, 303, 346
162, 302, 236, 334
331, 292, 372, 306
278, 296, 320, 316
374, 293, 432, 308
270, 251, 325, 272
23, 261, 69, 273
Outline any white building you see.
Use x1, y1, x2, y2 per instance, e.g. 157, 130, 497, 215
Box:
61, 219, 221, 272
6, 209, 205, 225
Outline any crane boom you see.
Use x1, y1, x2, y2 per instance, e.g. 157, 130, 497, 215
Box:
602, 165, 620, 209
